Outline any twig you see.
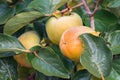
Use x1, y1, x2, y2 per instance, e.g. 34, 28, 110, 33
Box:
60, 2, 83, 14
90, 0, 100, 17
72, 2, 84, 10
81, 0, 100, 30
81, 0, 92, 16
90, 17, 95, 30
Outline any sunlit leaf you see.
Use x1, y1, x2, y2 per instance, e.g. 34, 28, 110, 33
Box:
80, 34, 112, 78
31, 47, 71, 78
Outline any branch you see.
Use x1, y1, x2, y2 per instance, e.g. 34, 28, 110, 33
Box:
81, 0, 100, 30
81, 0, 92, 16
90, 0, 100, 17
60, 2, 83, 14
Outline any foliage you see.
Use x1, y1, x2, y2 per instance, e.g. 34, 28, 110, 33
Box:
0, 0, 120, 80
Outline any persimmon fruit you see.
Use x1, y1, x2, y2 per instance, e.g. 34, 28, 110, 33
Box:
14, 31, 40, 68
59, 26, 99, 62
46, 12, 83, 45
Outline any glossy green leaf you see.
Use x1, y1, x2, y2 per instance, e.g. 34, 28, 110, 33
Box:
72, 70, 91, 80
106, 69, 120, 80
107, 30, 120, 54
108, 0, 120, 8
28, 0, 69, 14
0, 57, 18, 80
0, 3, 15, 24
4, 11, 44, 35
80, 34, 112, 78
0, 33, 25, 54
94, 10, 118, 32
31, 47, 70, 78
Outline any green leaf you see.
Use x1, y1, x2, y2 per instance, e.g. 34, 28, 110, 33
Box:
4, 11, 44, 35
83, 10, 118, 32
112, 57, 120, 74
109, 7, 120, 17
0, 3, 15, 24
0, 52, 16, 58
72, 70, 91, 80
28, 0, 69, 14
107, 30, 120, 54
94, 10, 118, 32
35, 72, 60, 80
49, 44, 74, 73
33, 22, 46, 40
108, 0, 120, 8
28, 46, 41, 63
31, 47, 70, 78
15, 0, 32, 13
80, 34, 112, 78
106, 69, 120, 80
0, 57, 18, 80
0, 34, 25, 54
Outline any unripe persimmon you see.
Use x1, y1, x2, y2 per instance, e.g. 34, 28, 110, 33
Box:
46, 12, 83, 45
59, 26, 99, 62
14, 31, 40, 68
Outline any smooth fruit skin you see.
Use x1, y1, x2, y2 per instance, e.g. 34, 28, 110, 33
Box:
18, 31, 40, 49
59, 26, 99, 62
46, 12, 83, 45
14, 31, 40, 68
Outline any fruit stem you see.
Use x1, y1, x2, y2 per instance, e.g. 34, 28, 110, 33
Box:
16, 48, 31, 53
33, 51, 40, 58
60, 2, 83, 14
81, 0, 100, 30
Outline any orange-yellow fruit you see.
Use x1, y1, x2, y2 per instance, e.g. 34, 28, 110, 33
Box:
46, 12, 83, 45
14, 54, 32, 68
59, 26, 99, 62
18, 31, 40, 49
14, 31, 40, 68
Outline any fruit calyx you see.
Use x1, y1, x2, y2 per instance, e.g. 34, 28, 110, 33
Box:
52, 9, 72, 18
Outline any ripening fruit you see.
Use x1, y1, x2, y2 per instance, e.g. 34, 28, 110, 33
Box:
14, 31, 40, 68
46, 12, 83, 45
59, 26, 99, 62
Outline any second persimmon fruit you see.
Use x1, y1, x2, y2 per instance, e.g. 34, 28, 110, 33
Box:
59, 26, 99, 62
